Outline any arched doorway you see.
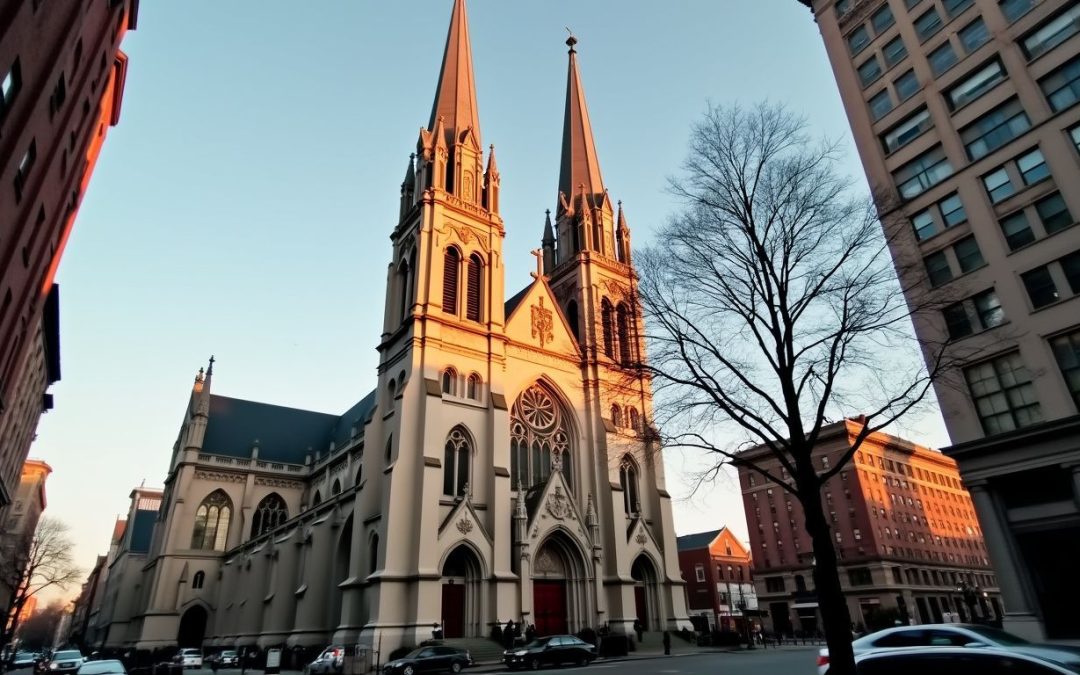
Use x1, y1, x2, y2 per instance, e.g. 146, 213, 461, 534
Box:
441, 545, 482, 638
631, 555, 660, 631
177, 605, 208, 647
532, 531, 590, 636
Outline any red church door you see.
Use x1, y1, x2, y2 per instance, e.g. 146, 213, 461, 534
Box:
634, 586, 648, 629
533, 581, 568, 636
442, 584, 465, 638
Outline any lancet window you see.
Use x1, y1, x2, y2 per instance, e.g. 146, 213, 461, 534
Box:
443, 247, 461, 314
443, 426, 472, 497
510, 384, 572, 490
251, 493, 288, 538
191, 490, 232, 551
466, 253, 482, 322
601, 299, 615, 358
620, 456, 640, 516
617, 302, 633, 364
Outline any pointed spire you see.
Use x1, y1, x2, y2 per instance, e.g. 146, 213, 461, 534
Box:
542, 209, 555, 245
429, 0, 481, 150
485, 144, 498, 177
402, 153, 416, 189
558, 33, 605, 214
542, 209, 556, 274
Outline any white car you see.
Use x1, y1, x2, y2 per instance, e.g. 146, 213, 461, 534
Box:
175, 649, 203, 669
76, 661, 127, 675
816, 623, 1080, 674
854, 646, 1080, 674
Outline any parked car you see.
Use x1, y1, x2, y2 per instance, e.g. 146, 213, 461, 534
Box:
503, 635, 596, 670
75, 661, 126, 675
215, 651, 239, 667
854, 646, 1080, 674
817, 624, 1080, 675
12, 652, 39, 669
46, 651, 85, 675
305, 646, 344, 675
382, 646, 472, 675
173, 649, 203, 669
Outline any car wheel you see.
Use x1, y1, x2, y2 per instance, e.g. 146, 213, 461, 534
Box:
575, 655, 587, 667
451, 663, 462, 674
403, 667, 414, 675
529, 658, 540, 671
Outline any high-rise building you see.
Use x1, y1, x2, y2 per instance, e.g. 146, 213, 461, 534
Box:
738, 419, 999, 635
795, 0, 1080, 640
0, 0, 138, 508
0, 458, 52, 623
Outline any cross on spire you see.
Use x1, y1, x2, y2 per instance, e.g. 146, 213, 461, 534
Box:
530, 249, 545, 280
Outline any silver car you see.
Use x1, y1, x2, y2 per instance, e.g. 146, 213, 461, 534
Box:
854, 646, 1080, 674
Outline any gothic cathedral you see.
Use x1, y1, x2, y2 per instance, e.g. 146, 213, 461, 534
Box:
108, 0, 691, 654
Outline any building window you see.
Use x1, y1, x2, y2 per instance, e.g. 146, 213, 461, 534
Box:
1021, 265, 1060, 307
443, 426, 472, 497
620, 456, 640, 516
1017, 148, 1049, 185
947, 59, 1006, 110
1073, 126, 1080, 152
915, 8, 944, 41
611, 404, 623, 427
1, 58, 20, 119
848, 25, 871, 55
944, 0, 975, 17
1022, 3, 1080, 59
965, 352, 1043, 434
912, 210, 937, 241
939, 193, 967, 227
601, 299, 615, 358
965, 98, 1032, 160
982, 166, 1015, 203
848, 567, 874, 586
859, 56, 884, 87
466, 253, 482, 322
251, 493, 288, 537
510, 384, 573, 490
944, 302, 973, 339
924, 250, 953, 287
616, 303, 633, 365
881, 108, 933, 153
999, 0, 1034, 23
869, 89, 894, 121
191, 490, 232, 551
1049, 330, 1080, 410
929, 42, 959, 77
872, 5, 895, 33
765, 576, 786, 593
883, 36, 907, 68
958, 17, 991, 53
628, 406, 641, 432
895, 69, 920, 101
973, 289, 1004, 329
894, 146, 953, 199
1063, 250, 1080, 292
331, 479, 341, 495
13, 139, 36, 202
442, 247, 460, 315
836, 0, 852, 16
1040, 55, 1080, 112
1035, 192, 1074, 234
695, 564, 705, 582
466, 373, 482, 400
1000, 211, 1035, 250
954, 234, 989, 271
442, 368, 457, 396
192, 571, 205, 590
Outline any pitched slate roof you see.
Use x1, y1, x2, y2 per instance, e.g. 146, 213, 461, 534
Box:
504, 285, 530, 318
675, 529, 723, 552
128, 509, 157, 554
329, 390, 378, 448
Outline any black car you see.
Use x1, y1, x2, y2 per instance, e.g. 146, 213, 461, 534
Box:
503, 636, 596, 670
382, 646, 472, 675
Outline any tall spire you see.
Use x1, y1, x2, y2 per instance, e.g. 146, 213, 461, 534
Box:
428, 0, 482, 150
558, 34, 605, 214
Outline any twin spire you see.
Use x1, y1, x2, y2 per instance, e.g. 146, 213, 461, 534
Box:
558, 34, 606, 215
428, 0, 482, 151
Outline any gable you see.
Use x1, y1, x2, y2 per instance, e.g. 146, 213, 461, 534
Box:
676, 529, 722, 552
709, 527, 749, 559
504, 279, 579, 358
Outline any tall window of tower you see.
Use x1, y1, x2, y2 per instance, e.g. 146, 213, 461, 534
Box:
566, 300, 580, 342
510, 384, 573, 490
466, 253, 483, 321
191, 490, 232, 551
442, 368, 457, 396
601, 299, 615, 358
467, 373, 482, 400
611, 404, 623, 427
443, 426, 472, 497
251, 493, 288, 538
397, 259, 411, 321
443, 247, 461, 314
628, 407, 640, 433
620, 456, 640, 516
616, 303, 633, 364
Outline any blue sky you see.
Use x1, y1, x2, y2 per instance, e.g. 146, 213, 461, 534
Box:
32, 1, 948, 600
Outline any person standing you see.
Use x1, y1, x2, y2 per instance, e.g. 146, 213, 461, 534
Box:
662, 631, 671, 656
633, 620, 644, 644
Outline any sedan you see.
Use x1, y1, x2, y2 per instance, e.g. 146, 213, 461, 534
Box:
216, 651, 239, 668
382, 646, 472, 675
47, 651, 85, 675
76, 661, 126, 675
12, 653, 39, 669
817, 624, 1080, 674
503, 635, 596, 670
855, 646, 1080, 674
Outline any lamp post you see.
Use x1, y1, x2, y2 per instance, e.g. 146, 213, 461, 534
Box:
955, 581, 981, 624
736, 598, 754, 650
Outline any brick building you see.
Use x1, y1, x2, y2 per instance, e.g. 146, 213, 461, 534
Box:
0, 0, 138, 509
0, 459, 51, 627
739, 419, 1000, 635
676, 528, 758, 634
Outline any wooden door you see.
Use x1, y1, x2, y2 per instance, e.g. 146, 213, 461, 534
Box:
533, 581, 568, 636
442, 584, 466, 638
634, 586, 647, 629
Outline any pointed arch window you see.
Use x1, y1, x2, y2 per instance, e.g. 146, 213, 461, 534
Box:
601, 299, 615, 358
385, 435, 393, 463
442, 368, 457, 396
566, 300, 580, 342
192, 571, 205, 590
611, 404, 623, 428
628, 407, 640, 433
369, 533, 379, 576
617, 303, 633, 364
331, 479, 342, 495
191, 490, 232, 551
443, 247, 461, 314
312, 490, 322, 507
251, 493, 288, 538
443, 426, 472, 497
466, 253, 482, 322
620, 457, 640, 516
510, 384, 572, 490
397, 258, 411, 322
467, 373, 481, 400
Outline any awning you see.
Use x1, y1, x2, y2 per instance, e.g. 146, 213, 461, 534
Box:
793, 602, 819, 609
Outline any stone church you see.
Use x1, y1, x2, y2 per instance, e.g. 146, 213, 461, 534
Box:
107, 0, 691, 654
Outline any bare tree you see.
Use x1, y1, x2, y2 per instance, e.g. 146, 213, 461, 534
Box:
1, 517, 81, 648
633, 102, 960, 675
14, 600, 67, 651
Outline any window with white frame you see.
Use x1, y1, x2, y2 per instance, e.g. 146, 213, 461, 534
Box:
947, 59, 1006, 110
960, 98, 1031, 160
881, 107, 932, 153
1021, 3, 1080, 59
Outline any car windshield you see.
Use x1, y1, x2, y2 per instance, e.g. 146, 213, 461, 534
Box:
221, 652, 236, 657
55, 652, 82, 660
78, 661, 125, 675
524, 639, 550, 649
964, 625, 1030, 645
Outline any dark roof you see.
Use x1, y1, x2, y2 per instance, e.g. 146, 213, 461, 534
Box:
505, 285, 530, 317
128, 509, 157, 554
329, 390, 378, 448
676, 529, 722, 552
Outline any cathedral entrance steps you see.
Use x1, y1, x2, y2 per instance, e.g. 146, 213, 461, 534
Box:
632, 631, 668, 653
439, 637, 507, 664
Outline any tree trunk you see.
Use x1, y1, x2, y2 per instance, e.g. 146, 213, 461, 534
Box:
799, 479, 856, 675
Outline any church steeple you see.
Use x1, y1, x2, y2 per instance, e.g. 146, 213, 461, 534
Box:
558, 34, 606, 218
428, 0, 482, 151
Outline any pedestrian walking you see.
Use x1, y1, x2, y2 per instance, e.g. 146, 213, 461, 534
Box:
633, 620, 644, 643
662, 631, 671, 656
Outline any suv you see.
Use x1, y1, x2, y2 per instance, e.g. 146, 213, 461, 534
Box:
305, 647, 344, 675
46, 651, 85, 675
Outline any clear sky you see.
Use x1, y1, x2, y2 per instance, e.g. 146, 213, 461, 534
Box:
31, 1, 949, 602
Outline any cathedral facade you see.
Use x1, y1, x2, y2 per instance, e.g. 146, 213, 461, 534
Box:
105, 0, 691, 654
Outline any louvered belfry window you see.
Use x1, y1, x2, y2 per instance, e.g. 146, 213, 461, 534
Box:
443, 247, 460, 314
466, 254, 482, 321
